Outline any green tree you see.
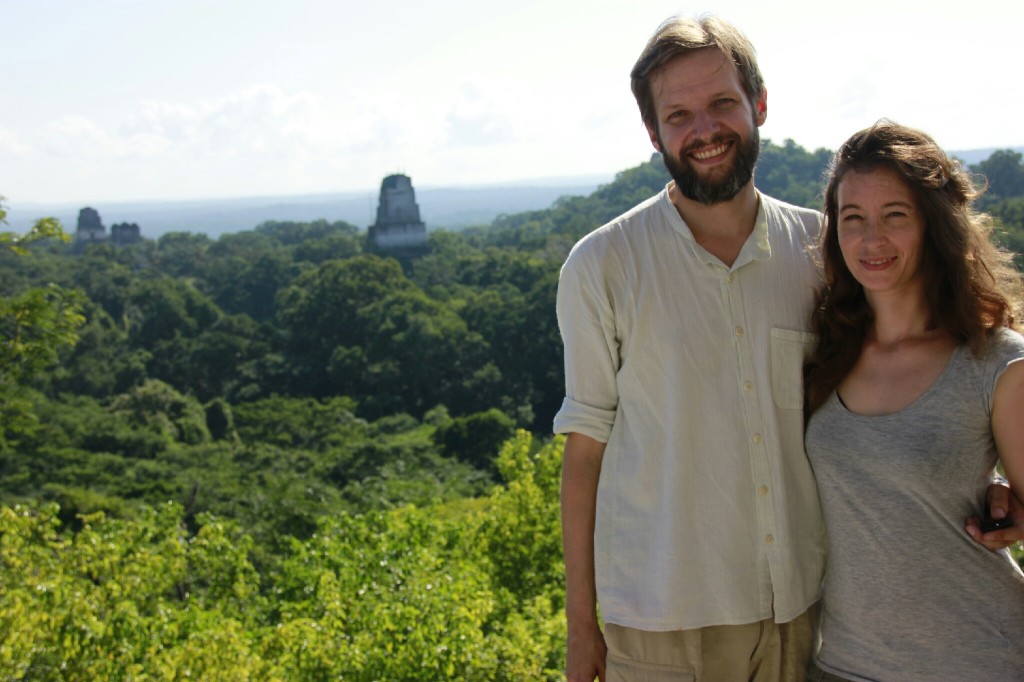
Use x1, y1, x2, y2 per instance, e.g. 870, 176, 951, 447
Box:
0, 202, 85, 448
109, 379, 211, 446
204, 250, 299, 322
434, 407, 516, 471
276, 255, 415, 395
755, 138, 832, 208
974, 149, 1024, 200
124, 277, 222, 350
151, 231, 213, 278
337, 288, 494, 418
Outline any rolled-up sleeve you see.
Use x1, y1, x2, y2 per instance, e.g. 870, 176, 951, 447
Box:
552, 241, 620, 442
553, 396, 617, 441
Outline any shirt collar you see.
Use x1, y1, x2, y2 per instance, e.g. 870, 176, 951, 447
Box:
736, 190, 772, 266
662, 186, 773, 269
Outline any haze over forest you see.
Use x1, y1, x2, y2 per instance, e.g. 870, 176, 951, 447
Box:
6, 145, 1022, 240
4, 177, 609, 238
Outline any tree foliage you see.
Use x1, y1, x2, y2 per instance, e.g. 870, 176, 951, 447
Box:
0, 433, 567, 681
969, 151, 1024, 266
0, 202, 86, 450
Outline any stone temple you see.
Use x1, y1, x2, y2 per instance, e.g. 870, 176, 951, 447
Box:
368, 174, 427, 254
73, 207, 142, 250
75, 207, 106, 244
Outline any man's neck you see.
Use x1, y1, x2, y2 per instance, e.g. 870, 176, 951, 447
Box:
668, 181, 760, 267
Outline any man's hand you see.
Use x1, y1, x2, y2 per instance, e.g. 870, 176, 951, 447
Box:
566, 620, 607, 682
965, 481, 1024, 550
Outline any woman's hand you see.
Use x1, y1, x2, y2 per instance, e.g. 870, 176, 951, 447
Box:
965, 481, 1024, 550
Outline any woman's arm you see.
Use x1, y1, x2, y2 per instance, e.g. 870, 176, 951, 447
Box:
993, 360, 1024, 496
981, 360, 1024, 547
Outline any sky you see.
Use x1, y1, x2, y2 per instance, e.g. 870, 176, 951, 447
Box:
2, 0, 1023, 206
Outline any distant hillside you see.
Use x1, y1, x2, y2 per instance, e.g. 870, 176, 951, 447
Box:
951, 146, 1024, 165
7, 146, 1022, 240
5, 178, 610, 239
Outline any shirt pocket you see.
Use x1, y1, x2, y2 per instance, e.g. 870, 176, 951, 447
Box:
770, 328, 818, 410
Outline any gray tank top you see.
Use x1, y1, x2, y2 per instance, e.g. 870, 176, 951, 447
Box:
806, 328, 1024, 681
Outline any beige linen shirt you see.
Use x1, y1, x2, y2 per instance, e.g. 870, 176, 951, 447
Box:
554, 186, 826, 630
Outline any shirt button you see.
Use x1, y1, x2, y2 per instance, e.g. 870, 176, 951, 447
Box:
735, 326, 744, 336
765, 534, 775, 544
752, 433, 762, 445
727, 273, 735, 284
743, 382, 753, 392
758, 485, 769, 496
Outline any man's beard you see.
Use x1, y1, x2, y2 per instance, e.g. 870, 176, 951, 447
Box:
660, 127, 760, 206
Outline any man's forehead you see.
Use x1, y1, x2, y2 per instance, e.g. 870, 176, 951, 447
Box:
652, 47, 740, 98
667, 46, 731, 73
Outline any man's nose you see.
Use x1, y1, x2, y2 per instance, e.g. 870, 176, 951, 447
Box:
692, 110, 721, 140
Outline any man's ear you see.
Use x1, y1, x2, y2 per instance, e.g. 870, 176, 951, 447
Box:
755, 88, 768, 127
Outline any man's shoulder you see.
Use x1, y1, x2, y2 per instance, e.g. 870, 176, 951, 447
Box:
557, 190, 671, 308
609, 187, 670, 223
566, 188, 670, 260
759, 192, 822, 221
758, 192, 823, 237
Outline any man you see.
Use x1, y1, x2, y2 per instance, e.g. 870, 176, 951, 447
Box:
555, 15, 1021, 682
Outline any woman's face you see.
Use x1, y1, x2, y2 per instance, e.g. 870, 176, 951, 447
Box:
836, 165, 926, 300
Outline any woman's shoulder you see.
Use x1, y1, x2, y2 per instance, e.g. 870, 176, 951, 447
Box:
948, 327, 1024, 373
963, 328, 1024, 386
988, 327, 1024, 357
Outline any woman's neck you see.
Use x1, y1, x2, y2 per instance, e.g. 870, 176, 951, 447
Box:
865, 286, 939, 348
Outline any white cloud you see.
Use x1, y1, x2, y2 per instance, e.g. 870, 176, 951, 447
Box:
444, 83, 516, 147
118, 84, 329, 159
40, 117, 112, 157
0, 128, 32, 158
12, 72, 640, 198
15, 84, 358, 169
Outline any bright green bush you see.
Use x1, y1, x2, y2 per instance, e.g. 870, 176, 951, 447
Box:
0, 432, 568, 681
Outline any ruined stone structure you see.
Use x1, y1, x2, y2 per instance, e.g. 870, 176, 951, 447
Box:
110, 222, 142, 245
74, 208, 143, 250
75, 207, 106, 244
368, 174, 427, 254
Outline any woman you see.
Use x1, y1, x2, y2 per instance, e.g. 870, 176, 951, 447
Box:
803, 120, 1024, 681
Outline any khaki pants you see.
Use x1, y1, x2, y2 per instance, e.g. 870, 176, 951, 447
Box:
604, 607, 816, 682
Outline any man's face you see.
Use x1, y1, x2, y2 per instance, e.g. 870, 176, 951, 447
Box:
645, 48, 767, 206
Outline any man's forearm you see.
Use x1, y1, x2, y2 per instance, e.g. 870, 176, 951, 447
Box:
561, 432, 606, 629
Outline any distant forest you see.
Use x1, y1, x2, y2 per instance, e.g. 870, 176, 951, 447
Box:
1, 140, 1023, 680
